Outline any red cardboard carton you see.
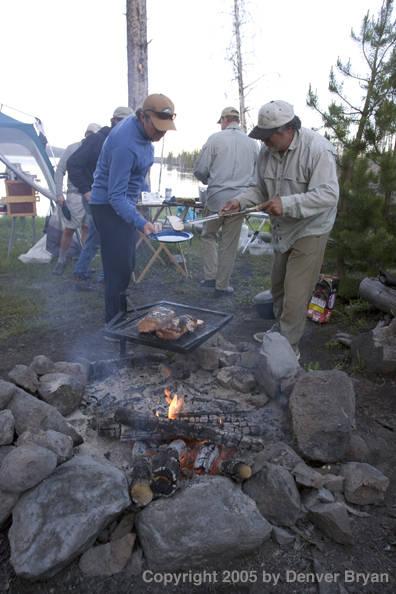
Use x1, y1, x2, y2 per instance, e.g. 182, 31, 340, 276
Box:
307, 274, 340, 324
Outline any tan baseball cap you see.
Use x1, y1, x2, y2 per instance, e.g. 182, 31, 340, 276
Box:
142, 94, 176, 131
249, 100, 294, 140
217, 106, 239, 124
112, 106, 134, 120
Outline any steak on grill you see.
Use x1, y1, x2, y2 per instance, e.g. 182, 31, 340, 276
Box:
155, 315, 197, 340
138, 306, 176, 333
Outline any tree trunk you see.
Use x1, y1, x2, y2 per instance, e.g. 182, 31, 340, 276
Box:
233, 0, 246, 131
126, 0, 149, 110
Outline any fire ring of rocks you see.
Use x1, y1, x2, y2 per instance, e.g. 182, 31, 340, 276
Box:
0, 332, 390, 580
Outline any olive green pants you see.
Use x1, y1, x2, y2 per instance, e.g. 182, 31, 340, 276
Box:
271, 233, 330, 351
201, 206, 244, 290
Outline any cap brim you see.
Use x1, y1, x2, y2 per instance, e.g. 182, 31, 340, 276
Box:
249, 126, 279, 140
150, 115, 177, 132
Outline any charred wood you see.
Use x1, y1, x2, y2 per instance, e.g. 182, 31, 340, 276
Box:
129, 441, 153, 507
217, 459, 252, 483
193, 443, 219, 473
114, 409, 264, 451
150, 440, 186, 497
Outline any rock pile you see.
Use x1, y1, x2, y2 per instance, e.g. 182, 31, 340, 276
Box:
0, 339, 390, 582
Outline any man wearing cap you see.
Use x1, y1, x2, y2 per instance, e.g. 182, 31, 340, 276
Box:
66, 107, 134, 289
90, 94, 176, 323
52, 122, 102, 275
194, 107, 259, 297
219, 100, 339, 358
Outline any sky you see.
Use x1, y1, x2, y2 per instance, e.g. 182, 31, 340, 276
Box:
0, 0, 388, 159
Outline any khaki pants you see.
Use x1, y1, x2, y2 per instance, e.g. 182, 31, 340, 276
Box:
201, 206, 244, 290
271, 233, 330, 350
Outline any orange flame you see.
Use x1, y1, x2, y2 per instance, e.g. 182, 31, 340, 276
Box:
167, 393, 186, 419
219, 416, 223, 424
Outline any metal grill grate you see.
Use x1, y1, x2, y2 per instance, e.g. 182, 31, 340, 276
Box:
102, 301, 234, 354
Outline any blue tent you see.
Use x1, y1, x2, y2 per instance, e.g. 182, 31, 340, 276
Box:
0, 111, 56, 203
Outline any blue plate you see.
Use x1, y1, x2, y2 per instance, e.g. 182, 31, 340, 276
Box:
148, 230, 193, 243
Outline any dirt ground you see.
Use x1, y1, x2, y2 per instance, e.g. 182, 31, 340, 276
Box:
0, 263, 396, 594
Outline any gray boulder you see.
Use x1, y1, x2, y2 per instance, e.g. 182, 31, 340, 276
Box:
37, 372, 84, 416
0, 445, 57, 493
8, 365, 39, 394
0, 380, 16, 410
288, 370, 355, 462
29, 355, 56, 376
7, 387, 83, 446
0, 489, 20, 528
136, 475, 270, 571
9, 455, 130, 580
16, 427, 73, 464
339, 462, 389, 505
254, 333, 301, 398
0, 409, 15, 445
243, 462, 301, 527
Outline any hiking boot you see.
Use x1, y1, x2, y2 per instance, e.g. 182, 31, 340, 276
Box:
214, 286, 234, 298
71, 274, 94, 291
96, 280, 105, 297
200, 279, 216, 288
52, 262, 65, 276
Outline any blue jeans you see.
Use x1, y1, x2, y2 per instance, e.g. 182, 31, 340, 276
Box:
72, 216, 104, 281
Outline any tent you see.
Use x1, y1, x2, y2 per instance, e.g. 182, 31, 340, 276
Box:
0, 110, 81, 261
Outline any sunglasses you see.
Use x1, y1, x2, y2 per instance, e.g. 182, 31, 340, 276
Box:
143, 109, 176, 121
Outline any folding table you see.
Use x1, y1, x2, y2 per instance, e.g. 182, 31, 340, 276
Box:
134, 230, 193, 284
241, 212, 269, 253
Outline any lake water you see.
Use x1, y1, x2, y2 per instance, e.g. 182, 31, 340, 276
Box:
0, 161, 202, 218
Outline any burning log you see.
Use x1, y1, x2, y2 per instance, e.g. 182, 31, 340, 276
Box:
129, 441, 153, 507
114, 409, 264, 451
150, 440, 186, 497
193, 443, 219, 474
217, 459, 252, 483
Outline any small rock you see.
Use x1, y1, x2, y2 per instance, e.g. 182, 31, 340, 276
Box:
0, 380, 16, 410
216, 366, 256, 393
53, 362, 87, 387
125, 547, 143, 577
38, 373, 84, 416
270, 525, 295, 545
308, 502, 354, 546
343, 434, 370, 463
339, 462, 389, 505
29, 356, 55, 376
110, 512, 135, 541
0, 410, 15, 446
8, 365, 39, 394
79, 533, 135, 576
16, 427, 73, 464
0, 445, 57, 494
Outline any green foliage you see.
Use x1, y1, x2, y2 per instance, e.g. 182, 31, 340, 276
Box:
305, 361, 320, 371
336, 277, 362, 300
307, 0, 396, 277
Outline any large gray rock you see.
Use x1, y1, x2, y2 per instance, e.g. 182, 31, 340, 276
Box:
0, 409, 15, 445
252, 441, 304, 474
191, 334, 238, 371
0, 489, 20, 527
216, 366, 256, 393
37, 372, 84, 416
254, 333, 301, 398
9, 455, 130, 580
0, 380, 16, 410
243, 462, 301, 527
308, 502, 354, 546
0, 445, 57, 493
136, 476, 270, 571
29, 355, 56, 376
7, 387, 83, 446
8, 365, 39, 394
339, 462, 389, 505
16, 427, 73, 464
288, 370, 355, 462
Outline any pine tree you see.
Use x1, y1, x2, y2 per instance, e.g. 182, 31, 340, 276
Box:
307, 0, 396, 277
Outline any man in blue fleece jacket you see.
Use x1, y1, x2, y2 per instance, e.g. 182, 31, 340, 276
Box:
89, 93, 176, 323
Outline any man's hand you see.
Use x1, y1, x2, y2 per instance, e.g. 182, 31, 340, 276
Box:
84, 191, 91, 202
258, 196, 283, 216
143, 221, 157, 235
56, 194, 65, 207
218, 199, 241, 215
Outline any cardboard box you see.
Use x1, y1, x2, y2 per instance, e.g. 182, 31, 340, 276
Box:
307, 274, 340, 324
